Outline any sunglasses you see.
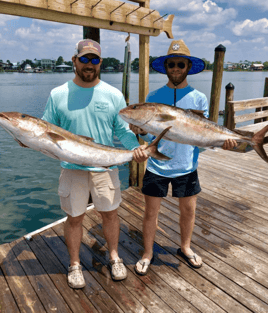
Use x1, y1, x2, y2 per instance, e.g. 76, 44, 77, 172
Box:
167, 62, 186, 69
78, 56, 100, 65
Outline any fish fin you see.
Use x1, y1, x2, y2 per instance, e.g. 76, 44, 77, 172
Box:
155, 114, 176, 122
146, 126, 172, 160
79, 135, 94, 142
188, 110, 207, 119
47, 132, 66, 141
15, 139, 29, 148
252, 125, 268, 163
233, 129, 254, 137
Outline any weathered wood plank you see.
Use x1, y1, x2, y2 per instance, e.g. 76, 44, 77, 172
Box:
0, 266, 20, 313
26, 234, 99, 313
0, 243, 46, 313
228, 97, 268, 111
235, 120, 268, 133
235, 110, 268, 124
51, 223, 150, 313
118, 193, 267, 313
40, 227, 125, 313
9, 237, 72, 313
0, 0, 174, 37
82, 214, 187, 313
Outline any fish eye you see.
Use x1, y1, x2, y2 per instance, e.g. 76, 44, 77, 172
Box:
133, 105, 137, 109
21, 114, 26, 118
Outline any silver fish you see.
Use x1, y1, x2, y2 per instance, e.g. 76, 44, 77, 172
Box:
119, 102, 268, 163
0, 112, 171, 169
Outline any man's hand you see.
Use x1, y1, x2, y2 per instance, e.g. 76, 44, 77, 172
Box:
133, 145, 148, 163
130, 124, 148, 136
222, 139, 238, 150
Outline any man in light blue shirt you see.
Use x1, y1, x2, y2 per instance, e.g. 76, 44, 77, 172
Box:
43, 39, 147, 287
131, 39, 237, 275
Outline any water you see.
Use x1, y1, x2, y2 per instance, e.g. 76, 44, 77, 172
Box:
0, 71, 267, 244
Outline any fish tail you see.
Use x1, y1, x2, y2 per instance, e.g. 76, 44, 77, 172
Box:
145, 126, 172, 160
252, 125, 268, 163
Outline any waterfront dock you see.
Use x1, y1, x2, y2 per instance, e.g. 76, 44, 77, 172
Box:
0, 146, 268, 313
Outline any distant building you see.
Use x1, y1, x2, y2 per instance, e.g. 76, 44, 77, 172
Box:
224, 62, 235, 71
24, 64, 34, 73
41, 59, 56, 70
250, 64, 264, 71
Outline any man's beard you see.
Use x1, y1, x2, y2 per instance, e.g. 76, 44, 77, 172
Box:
76, 67, 99, 83
166, 70, 188, 86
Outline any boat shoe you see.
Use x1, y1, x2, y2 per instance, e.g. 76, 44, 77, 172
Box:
68, 264, 86, 289
109, 258, 127, 281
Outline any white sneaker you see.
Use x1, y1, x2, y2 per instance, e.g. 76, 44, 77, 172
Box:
67, 264, 86, 289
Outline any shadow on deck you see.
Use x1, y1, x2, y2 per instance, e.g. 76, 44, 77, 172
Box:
0, 146, 268, 312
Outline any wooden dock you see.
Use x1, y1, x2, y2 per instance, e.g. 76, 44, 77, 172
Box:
0, 147, 268, 313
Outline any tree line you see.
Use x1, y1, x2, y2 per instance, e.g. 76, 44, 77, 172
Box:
2, 56, 268, 71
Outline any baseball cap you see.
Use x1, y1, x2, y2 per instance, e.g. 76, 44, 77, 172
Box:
74, 39, 101, 58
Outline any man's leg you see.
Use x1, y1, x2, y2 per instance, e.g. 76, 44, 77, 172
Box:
64, 212, 86, 266
179, 195, 202, 267
135, 195, 162, 273
64, 212, 86, 288
99, 209, 120, 261
99, 209, 127, 281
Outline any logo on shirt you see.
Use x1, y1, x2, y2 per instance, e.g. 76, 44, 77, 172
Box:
94, 102, 109, 113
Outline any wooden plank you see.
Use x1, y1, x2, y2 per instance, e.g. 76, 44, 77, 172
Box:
118, 191, 268, 313
82, 214, 189, 313
235, 120, 268, 133
9, 237, 73, 313
51, 223, 150, 313
0, 266, 20, 313
229, 97, 268, 111
0, 243, 46, 313
86, 209, 240, 313
40, 227, 125, 313
234, 110, 268, 124
26, 234, 99, 313
0, 0, 174, 38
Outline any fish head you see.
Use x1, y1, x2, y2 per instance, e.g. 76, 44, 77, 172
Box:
119, 103, 156, 127
0, 112, 46, 140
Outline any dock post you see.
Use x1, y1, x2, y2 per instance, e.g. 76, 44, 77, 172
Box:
209, 44, 226, 123
262, 77, 268, 122
224, 83, 234, 127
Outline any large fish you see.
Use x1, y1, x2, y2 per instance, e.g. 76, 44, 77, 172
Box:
0, 112, 171, 169
119, 102, 268, 163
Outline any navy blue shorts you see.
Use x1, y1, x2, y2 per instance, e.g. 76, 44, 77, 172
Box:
142, 169, 201, 198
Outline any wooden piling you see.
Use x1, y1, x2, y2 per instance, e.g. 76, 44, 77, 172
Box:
262, 77, 268, 122
209, 44, 226, 123
224, 82, 234, 127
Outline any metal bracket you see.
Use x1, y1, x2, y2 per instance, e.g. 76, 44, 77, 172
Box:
110, 2, 125, 15
91, 0, 103, 10
140, 10, 155, 21
153, 13, 168, 23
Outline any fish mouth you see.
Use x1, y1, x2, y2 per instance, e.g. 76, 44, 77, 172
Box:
0, 113, 10, 121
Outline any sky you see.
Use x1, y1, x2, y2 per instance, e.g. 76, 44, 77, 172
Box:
1, 0, 268, 65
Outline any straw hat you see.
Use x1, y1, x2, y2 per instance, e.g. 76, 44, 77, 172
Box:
151, 39, 205, 75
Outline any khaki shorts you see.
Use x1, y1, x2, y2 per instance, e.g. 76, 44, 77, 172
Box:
58, 168, 122, 217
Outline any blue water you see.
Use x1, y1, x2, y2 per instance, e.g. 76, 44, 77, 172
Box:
0, 71, 267, 244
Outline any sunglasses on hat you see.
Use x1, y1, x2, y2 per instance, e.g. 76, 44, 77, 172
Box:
78, 56, 100, 65
167, 62, 186, 69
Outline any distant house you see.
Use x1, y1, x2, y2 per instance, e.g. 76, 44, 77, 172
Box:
224, 62, 235, 71
250, 64, 264, 71
105, 66, 115, 72
55, 64, 73, 72
41, 59, 56, 70
24, 64, 34, 73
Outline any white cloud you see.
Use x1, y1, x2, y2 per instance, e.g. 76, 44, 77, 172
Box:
0, 14, 20, 26
179, 2, 237, 28
234, 0, 268, 11
231, 18, 268, 36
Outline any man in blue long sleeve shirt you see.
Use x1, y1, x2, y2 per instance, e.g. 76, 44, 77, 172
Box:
131, 39, 237, 274
43, 39, 147, 287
